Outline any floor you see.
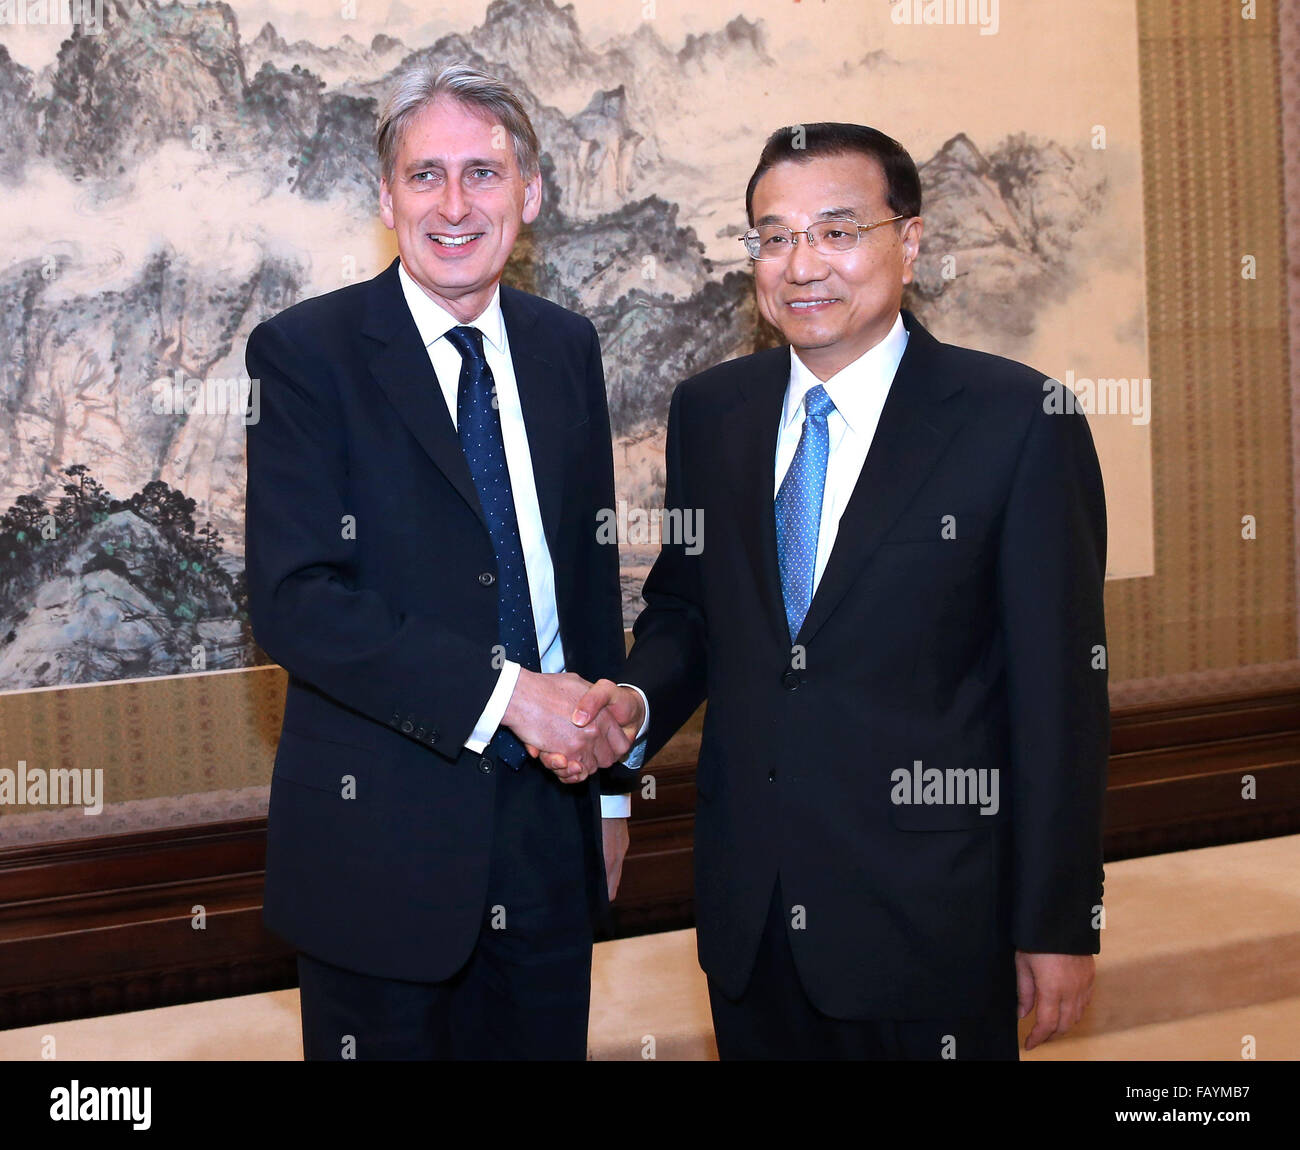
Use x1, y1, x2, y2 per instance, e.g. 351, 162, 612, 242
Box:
2, 834, 1297, 1060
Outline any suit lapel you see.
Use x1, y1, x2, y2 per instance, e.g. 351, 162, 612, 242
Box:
501, 285, 570, 552
723, 347, 792, 648
362, 259, 487, 531
796, 311, 968, 646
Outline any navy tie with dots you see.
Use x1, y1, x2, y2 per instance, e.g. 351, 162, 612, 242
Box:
446, 324, 540, 770
775, 383, 836, 643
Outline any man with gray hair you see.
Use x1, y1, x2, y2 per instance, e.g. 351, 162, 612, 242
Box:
245, 62, 642, 1059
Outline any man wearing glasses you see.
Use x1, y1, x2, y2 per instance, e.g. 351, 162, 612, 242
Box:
564, 123, 1110, 1059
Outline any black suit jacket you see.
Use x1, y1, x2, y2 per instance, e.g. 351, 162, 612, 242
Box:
623, 310, 1110, 1019
244, 258, 626, 982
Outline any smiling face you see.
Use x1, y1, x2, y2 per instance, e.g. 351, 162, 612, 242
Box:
379, 96, 541, 323
749, 152, 922, 380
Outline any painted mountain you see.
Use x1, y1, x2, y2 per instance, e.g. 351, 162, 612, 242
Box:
0, 0, 1128, 688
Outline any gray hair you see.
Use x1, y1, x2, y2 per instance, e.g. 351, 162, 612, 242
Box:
375, 61, 541, 185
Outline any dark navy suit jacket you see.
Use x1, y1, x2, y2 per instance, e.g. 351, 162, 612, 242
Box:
623, 311, 1110, 1019
245, 258, 626, 981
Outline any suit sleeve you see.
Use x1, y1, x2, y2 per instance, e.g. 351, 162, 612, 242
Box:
998, 383, 1110, 954
244, 317, 500, 759
621, 381, 709, 763
575, 318, 635, 800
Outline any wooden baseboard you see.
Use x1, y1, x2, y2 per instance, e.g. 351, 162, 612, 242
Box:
1, 688, 1297, 1029
1106, 689, 1300, 857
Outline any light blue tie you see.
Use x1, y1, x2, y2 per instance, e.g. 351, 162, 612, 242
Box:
775, 384, 835, 643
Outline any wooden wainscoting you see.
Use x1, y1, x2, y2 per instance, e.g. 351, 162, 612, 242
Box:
1, 689, 1297, 1029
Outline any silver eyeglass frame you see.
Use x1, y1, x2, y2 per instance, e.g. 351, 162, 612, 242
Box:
739, 214, 906, 260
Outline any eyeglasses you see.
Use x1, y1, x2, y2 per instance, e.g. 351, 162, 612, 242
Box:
739, 215, 905, 260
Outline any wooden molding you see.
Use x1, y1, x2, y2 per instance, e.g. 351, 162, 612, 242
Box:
1105, 689, 1300, 858
1, 690, 1297, 1029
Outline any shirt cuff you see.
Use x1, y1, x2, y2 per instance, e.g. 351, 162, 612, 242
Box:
600, 794, 631, 819
618, 682, 651, 771
465, 660, 522, 753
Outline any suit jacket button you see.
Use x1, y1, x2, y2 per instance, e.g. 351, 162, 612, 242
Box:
478, 571, 495, 586
429, 731, 439, 744
389, 712, 401, 728
479, 755, 494, 774
401, 719, 414, 733
781, 670, 801, 691
768, 769, 777, 783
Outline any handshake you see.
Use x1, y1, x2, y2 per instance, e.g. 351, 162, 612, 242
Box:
502, 669, 646, 784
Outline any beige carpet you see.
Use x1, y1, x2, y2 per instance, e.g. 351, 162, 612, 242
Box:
1, 834, 1296, 1060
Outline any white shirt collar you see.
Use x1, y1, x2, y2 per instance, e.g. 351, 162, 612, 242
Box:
396, 259, 507, 354
782, 312, 909, 435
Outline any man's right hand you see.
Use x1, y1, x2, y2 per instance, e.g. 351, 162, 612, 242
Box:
503, 669, 632, 781
533, 679, 646, 783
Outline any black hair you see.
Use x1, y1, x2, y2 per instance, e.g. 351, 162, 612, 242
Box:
745, 122, 922, 225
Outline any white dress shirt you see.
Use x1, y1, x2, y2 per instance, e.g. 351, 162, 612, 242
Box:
398, 262, 630, 817
623, 313, 909, 774
774, 313, 909, 588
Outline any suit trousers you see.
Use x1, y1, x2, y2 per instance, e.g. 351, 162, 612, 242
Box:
298, 753, 599, 1060
708, 880, 1020, 1061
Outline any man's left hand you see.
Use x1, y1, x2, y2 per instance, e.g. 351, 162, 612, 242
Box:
602, 817, 629, 900
1015, 950, 1095, 1050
